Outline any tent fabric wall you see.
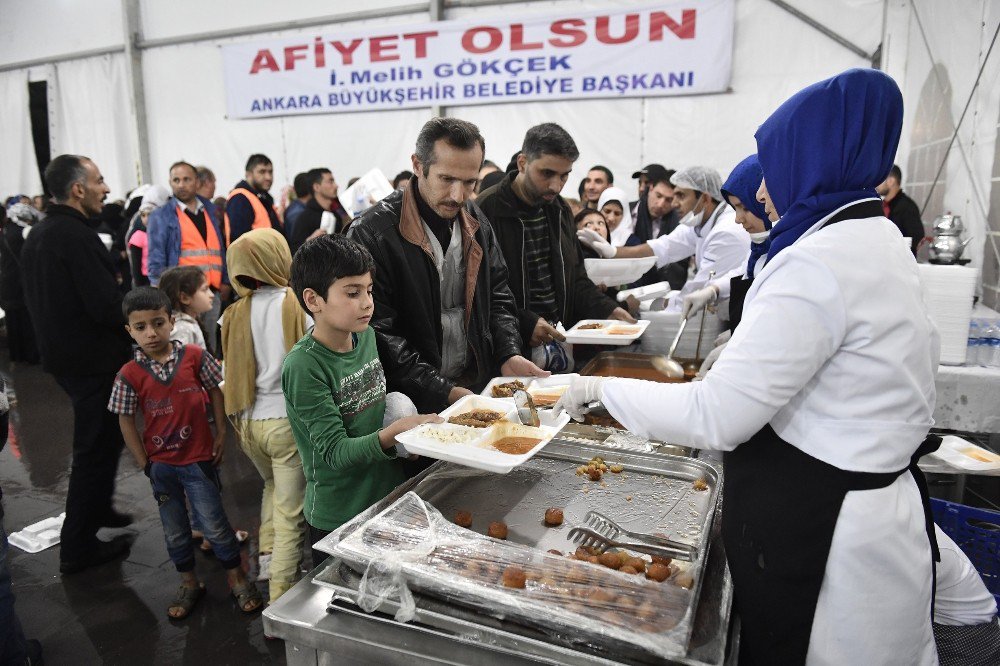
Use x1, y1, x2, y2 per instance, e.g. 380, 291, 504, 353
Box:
50, 54, 140, 199
0, 69, 43, 197
882, 0, 1000, 306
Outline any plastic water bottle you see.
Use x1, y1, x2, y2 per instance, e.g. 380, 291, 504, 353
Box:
987, 323, 1000, 367
967, 320, 981, 366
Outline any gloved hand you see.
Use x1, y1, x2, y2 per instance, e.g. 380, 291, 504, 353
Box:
576, 229, 616, 258
694, 340, 727, 380
713, 329, 731, 347
681, 285, 717, 319
553, 376, 607, 422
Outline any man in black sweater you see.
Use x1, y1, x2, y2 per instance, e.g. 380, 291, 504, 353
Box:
21, 154, 133, 574
877, 164, 925, 256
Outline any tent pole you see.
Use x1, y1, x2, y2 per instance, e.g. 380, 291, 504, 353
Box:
121, 0, 152, 187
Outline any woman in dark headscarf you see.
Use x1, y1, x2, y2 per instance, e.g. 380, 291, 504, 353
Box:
559, 69, 939, 664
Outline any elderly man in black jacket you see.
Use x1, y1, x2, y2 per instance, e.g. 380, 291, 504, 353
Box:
21, 154, 133, 574
477, 123, 634, 362
348, 118, 547, 413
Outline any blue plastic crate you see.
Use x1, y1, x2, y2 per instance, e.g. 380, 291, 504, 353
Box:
931, 498, 1000, 606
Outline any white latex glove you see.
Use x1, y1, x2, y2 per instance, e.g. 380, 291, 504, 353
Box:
576, 229, 617, 258
553, 376, 607, 422
681, 285, 717, 319
713, 329, 731, 347
694, 341, 727, 381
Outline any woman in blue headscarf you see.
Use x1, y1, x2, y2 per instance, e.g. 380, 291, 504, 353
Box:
558, 69, 940, 664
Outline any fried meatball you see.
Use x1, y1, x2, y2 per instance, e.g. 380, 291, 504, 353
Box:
646, 562, 671, 582
625, 557, 646, 573
487, 521, 508, 540
650, 555, 673, 567
620, 565, 639, 575
453, 510, 473, 528
544, 508, 564, 526
599, 551, 622, 569
693, 478, 709, 491
587, 467, 603, 481
573, 546, 591, 561
502, 566, 527, 589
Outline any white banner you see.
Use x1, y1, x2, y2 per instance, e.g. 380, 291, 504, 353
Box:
222, 1, 734, 119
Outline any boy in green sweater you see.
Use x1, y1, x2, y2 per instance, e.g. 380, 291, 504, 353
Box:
283, 235, 439, 568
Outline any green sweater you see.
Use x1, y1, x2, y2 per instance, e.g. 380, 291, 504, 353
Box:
282, 327, 405, 531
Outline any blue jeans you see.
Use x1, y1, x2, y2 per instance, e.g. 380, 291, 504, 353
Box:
149, 461, 241, 572
0, 516, 28, 665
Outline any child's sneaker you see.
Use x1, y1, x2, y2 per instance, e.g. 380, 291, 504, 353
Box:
257, 553, 272, 581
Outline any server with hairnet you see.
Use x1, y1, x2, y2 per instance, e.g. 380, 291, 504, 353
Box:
578, 165, 750, 314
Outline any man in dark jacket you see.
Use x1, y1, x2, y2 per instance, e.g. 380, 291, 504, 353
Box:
224, 153, 282, 245
288, 167, 339, 255
21, 154, 133, 574
348, 118, 546, 413
877, 164, 925, 255
476, 123, 634, 358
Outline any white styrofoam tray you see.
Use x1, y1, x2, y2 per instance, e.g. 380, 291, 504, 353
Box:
480, 374, 579, 408
562, 319, 650, 345
928, 435, 1000, 471
395, 395, 570, 473
584, 256, 657, 286
8, 512, 65, 553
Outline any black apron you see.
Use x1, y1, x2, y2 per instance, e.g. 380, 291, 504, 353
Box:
721, 200, 941, 664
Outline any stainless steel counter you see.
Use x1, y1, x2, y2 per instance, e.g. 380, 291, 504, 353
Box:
264, 439, 735, 665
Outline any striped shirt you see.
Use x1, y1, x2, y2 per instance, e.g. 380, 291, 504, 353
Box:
520, 204, 558, 322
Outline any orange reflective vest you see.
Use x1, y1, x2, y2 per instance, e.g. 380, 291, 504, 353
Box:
224, 187, 275, 245
177, 204, 223, 289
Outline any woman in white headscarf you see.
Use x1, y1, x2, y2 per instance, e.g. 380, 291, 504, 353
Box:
597, 187, 638, 247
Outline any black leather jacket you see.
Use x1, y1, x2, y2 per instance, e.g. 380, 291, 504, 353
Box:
477, 172, 618, 349
348, 181, 523, 413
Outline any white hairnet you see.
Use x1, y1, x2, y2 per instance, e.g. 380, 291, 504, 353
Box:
670, 166, 723, 202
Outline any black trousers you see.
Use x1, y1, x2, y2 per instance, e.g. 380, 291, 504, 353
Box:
308, 524, 332, 570
54, 373, 124, 562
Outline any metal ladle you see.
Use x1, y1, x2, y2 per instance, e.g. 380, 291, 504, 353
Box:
650, 316, 688, 379
652, 270, 714, 380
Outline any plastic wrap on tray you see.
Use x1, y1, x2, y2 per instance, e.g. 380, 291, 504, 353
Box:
329, 491, 697, 659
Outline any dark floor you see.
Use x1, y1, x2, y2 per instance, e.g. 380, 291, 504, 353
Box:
1, 349, 287, 664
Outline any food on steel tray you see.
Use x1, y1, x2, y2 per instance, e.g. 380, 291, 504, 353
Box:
448, 408, 506, 428
491, 379, 526, 398
650, 555, 673, 567
492, 436, 542, 455
576, 455, 619, 481
646, 562, 671, 582
453, 510, 473, 528
577, 322, 605, 330
543, 508, 564, 526
599, 551, 622, 569
501, 565, 527, 589
692, 478, 709, 491
487, 521, 508, 540
582, 413, 625, 429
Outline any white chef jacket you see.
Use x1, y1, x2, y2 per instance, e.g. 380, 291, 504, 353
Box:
933, 525, 998, 626
603, 199, 941, 665
646, 204, 750, 313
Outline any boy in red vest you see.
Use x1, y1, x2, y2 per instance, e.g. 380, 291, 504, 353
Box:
108, 286, 262, 619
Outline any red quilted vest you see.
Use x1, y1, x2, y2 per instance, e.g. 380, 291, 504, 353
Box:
119, 345, 214, 466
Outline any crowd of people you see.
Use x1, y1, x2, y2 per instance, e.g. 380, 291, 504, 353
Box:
0, 66, 995, 665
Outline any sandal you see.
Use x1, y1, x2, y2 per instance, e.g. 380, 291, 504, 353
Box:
231, 581, 263, 614
168, 584, 205, 620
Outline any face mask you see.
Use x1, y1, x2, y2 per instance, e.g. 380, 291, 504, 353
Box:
749, 230, 770, 244
679, 204, 704, 228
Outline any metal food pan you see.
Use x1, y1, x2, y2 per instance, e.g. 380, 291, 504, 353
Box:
578, 351, 697, 383
325, 440, 720, 659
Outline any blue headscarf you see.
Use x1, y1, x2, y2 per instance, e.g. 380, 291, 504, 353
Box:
721, 154, 769, 278
755, 68, 903, 265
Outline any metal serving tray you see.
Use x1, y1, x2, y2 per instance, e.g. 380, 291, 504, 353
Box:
316, 439, 721, 662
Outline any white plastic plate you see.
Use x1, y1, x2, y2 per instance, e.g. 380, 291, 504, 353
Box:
480, 377, 534, 401
562, 319, 650, 345
396, 395, 570, 473
928, 435, 1000, 471
584, 256, 657, 286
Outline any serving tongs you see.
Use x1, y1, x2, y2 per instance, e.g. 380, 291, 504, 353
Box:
567, 526, 697, 562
